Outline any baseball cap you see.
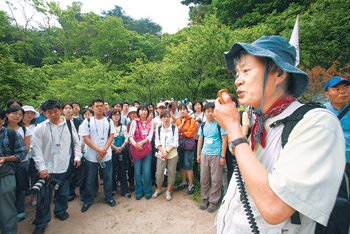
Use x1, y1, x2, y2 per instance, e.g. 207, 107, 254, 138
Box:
324, 76, 350, 91
156, 103, 166, 108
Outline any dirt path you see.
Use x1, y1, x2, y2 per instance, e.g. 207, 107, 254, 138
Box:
18, 189, 217, 234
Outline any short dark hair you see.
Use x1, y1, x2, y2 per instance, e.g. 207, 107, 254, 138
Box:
148, 103, 155, 109
82, 108, 94, 119
203, 102, 215, 112
134, 100, 140, 105
160, 110, 170, 119
71, 101, 80, 107
42, 100, 61, 111
112, 102, 122, 108
192, 100, 203, 112
0, 107, 5, 119
137, 104, 149, 118
92, 99, 104, 105
6, 100, 22, 108
62, 102, 73, 109
177, 103, 188, 111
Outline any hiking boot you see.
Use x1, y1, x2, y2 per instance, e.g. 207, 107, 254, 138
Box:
32, 225, 46, 234
55, 212, 69, 221
106, 199, 116, 207
17, 213, 26, 222
208, 202, 217, 213
152, 189, 162, 198
200, 199, 209, 210
165, 191, 172, 201
176, 181, 188, 191
187, 184, 195, 195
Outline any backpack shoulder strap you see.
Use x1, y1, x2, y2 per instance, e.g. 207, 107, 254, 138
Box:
200, 121, 206, 136
65, 119, 74, 152
158, 125, 162, 139
269, 102, 324, 225
338, 103, 350, 120
7, 128, 17, 155
270, 103, 324, 148
171, 125, 175, 136
217, 122, 221, 137
107, 117, 111, 136
21, 125, 26, 135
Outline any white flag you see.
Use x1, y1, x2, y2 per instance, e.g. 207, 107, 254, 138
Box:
289, 15, 299, 66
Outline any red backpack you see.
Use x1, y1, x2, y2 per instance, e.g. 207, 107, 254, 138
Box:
129, 118, 152, 161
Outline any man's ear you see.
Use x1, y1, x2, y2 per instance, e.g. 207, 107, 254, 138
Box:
275, 69, 288, 86
324, 91, 330, 99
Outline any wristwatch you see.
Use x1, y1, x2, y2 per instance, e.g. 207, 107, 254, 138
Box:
228, 138, 249, 154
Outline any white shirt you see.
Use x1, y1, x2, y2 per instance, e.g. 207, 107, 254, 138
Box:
32, 118, 81, 174
80, 117, 116, 163
215, 101, 345, 234
155, 125, 179, 156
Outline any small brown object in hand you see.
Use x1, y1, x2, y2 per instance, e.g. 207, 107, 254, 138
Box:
217, 89, 229, 104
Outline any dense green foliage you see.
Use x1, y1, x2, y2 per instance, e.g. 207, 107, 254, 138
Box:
0, 0, 349, 108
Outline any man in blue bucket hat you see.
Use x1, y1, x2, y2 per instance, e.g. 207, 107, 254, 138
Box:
214, 36, 345, 233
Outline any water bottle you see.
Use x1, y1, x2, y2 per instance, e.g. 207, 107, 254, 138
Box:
99, 160, 106, 168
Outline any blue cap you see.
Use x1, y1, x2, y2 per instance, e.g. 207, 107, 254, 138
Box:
324, 76, 350, 91
160, 97, 164, 101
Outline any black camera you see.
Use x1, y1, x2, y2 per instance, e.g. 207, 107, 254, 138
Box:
168, 104, 173, 109
30, 177, 61, 193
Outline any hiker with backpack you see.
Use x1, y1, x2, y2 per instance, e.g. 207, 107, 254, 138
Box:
4, 106, 31, 222
80, 99, 116, 212
321, 76, 350, 234
197, 102, 228, 213
109, 109, 131, 198
214, 36, 345, 233
31, 100, 81, 234
0, 107, 27, 234
152, 110, 179, 201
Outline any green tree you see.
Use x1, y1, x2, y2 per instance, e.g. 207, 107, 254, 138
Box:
162, 16, 235, 101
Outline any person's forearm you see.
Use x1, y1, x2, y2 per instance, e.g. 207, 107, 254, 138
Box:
2, 156, 18, 162
128, 136, 136, 146
104, 134, 114, 151
197, 138, 202, 158
83, 136, 101, 152
167, 146, 175, 152
221, 135, 228, 157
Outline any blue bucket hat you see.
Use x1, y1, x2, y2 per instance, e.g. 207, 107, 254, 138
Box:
224, 36, 309, 98
324, 76, 350, 91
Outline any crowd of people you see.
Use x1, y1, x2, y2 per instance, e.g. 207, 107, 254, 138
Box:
1, 96, 248, 234
0, 35, 349, 234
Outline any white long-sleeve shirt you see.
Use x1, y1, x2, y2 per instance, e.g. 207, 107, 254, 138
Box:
32, 118, 81, 174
